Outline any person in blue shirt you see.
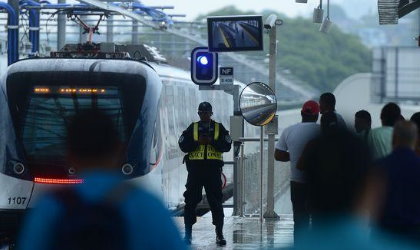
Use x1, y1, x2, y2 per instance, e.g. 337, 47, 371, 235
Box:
293, 119, 418, 250
296, 122, 417, 250
410, 112, 420, 156
18, 110, 187, 250
374, 120, 420, 245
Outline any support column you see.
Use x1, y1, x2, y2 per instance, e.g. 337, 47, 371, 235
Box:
264, 19, 280, 220
57, 0, 66, 50
132, 20, 139, 44
8, 0, 19, 63
417, 8, 420, 46
232, 84, 243, 216
7, 0, 18, 24
8, 0, 18, 52
79, 16, 85, 43
106, 15, 113, 43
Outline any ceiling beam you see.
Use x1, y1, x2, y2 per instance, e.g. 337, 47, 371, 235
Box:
399, 0, 420, 18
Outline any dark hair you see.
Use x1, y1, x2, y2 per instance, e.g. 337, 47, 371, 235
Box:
380, 102, 401, 127
355, 110, 371, 123
320, 93, 336, 109
67, 109, 120, 160
410, 112, 420, 132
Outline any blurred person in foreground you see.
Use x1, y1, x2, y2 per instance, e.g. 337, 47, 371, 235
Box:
275, 100, 320, 243
368, 102, 401, 160
354, 110, 372, 141
410, 112, 420, 155
319, 92, 346, 128
373, 121, 420, 245
18, 109, 186, 250
296, 114, 416, 250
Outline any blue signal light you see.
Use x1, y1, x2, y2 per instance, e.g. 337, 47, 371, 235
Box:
198, 56, 209, 65
191, 47, 218, 85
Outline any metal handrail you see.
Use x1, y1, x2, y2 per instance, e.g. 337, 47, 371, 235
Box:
237, 137, 278, 142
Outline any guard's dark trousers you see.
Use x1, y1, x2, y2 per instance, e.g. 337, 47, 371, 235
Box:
184, 164, 224, 228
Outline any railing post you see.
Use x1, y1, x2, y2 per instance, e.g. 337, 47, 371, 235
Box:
239, 143, 245, 217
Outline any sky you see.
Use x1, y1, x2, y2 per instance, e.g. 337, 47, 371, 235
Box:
141, 0, 378, 21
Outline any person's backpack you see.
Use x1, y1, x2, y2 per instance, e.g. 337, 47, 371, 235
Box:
49, 183, 134, 250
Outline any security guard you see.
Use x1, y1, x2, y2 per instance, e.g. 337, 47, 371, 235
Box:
179, 102, 232, 246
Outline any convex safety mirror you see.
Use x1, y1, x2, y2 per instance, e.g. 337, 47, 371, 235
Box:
239, 82, 277, 126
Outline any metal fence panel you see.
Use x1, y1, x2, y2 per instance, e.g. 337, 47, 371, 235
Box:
240, 147, 292, 216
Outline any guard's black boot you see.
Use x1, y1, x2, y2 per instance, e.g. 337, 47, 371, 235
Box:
215, 226, 226, 246
184, 225, 192, 245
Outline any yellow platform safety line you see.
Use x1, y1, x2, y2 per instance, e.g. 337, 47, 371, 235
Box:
240, 24, 259, 45
261, 113, 275, 126
218, 26, 231, 48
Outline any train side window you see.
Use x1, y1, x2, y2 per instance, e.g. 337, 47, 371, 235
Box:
187, 88, 194, 123
165, 85, 176, 148
177, 86, 187, 129
150, 111, 162, 166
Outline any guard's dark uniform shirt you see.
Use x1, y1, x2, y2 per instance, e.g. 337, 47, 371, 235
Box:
178, 120, 232, 227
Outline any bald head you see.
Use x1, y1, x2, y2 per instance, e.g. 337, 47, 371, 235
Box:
392, 121, 418, 150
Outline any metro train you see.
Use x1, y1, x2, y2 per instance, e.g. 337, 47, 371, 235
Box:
0, 47, 241, 235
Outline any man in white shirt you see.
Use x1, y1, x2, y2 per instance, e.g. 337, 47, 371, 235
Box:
275, 100, 321, 244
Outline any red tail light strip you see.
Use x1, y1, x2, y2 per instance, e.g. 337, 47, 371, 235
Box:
34, 177, 84, 184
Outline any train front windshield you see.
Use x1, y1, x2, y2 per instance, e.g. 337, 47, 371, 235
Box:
6, 71, 146, 178
22, 87, 126, 161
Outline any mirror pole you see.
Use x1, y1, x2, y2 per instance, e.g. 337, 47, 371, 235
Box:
231, 85, 243, 217
260, 126, 264, 223
240, 143, 245, 217
264, 17, 280, 219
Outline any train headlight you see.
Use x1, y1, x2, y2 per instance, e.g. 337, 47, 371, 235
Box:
122, 163, 134, 175
13, 163, 25, 175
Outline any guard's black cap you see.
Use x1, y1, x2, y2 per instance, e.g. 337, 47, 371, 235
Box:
198, 102, 212, 112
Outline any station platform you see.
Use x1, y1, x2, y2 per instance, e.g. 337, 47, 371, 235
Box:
176, 209, 294, 249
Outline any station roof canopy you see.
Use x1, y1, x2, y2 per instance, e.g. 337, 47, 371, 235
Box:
379, 0, 420, 24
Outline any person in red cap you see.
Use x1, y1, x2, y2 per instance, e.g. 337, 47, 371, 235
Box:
275, 100, 321, 245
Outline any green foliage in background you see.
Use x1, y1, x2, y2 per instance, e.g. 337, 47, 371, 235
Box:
197, 6, 372, 92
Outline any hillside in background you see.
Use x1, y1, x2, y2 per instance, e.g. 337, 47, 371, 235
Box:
197, 6, 372, 92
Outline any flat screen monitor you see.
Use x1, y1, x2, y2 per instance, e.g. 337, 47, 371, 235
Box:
207, 15, 263, 52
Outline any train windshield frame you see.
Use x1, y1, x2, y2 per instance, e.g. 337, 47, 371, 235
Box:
6, 71, 146, 170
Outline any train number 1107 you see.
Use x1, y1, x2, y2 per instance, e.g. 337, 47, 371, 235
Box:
8, 197, 27, 205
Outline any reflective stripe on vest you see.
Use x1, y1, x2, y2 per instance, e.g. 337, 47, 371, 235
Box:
189, 122, 223, 161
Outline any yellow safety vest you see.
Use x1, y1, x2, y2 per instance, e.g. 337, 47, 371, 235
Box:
188, 122, 223, 161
